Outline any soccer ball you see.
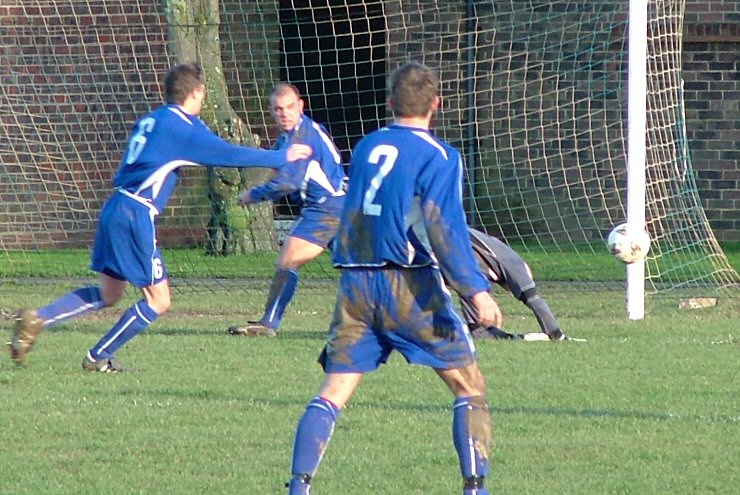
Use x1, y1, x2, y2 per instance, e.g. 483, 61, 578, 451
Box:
606, 223, 651, 264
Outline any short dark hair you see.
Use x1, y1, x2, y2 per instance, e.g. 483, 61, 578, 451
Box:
164, 63, 205, 105
388, 62, 439, 118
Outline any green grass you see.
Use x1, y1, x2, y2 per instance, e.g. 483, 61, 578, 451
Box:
0, 280, 737, 495
3, 241, 740, 281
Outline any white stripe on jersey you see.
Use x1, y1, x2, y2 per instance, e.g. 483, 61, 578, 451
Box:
406, 196, 441, 266
168, 106, 195, 124
303, 160, 346, 201
311, 121, 342, 164
117, 188, 158, 214
133, 159, 195, 201
412, 130, 448, 160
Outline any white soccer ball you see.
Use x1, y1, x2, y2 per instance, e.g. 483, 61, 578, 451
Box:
606, 223, 651, 264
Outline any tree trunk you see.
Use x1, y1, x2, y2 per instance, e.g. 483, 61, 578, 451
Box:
164, 0, 277, 253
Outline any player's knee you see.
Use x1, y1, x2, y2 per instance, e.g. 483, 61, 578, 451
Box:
147, 294, 171, 315
275, 250, 295, 270
519, 287, 538, 304
466, 373, 487, 397
101, 294, 119, 308
100, 287, 124, 307
276, 253, 311, 271
445, 364, 487, 397
154, 299, 171, 314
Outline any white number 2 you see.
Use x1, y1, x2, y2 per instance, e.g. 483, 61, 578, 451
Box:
124, 117, 156, 165
362, 145, 398, 216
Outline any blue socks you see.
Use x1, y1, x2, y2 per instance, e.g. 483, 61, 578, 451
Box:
453, 396, 491, 494
32, 287, 159, 362
288, 396, 490, 494
289, 396, 341, 493
90, 300, 159, 360
37, 286, 104, 327
261, 269, 298, 329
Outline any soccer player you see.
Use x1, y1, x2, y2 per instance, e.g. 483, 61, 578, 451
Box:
227, 83, 346, 337
285, 62, 501, 495
462, 227, 567, 341
8, 63, 312, 372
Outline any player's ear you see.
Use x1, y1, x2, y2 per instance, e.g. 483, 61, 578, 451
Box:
387, 96, 395, 110
433, 95, 441, 111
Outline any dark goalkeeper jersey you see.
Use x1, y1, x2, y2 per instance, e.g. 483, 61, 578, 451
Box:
332, 123, 489, 299
113, 104, 288, 214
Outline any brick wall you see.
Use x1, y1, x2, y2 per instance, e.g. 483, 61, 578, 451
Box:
0, 1, 170, 248
683, 0, 740, 242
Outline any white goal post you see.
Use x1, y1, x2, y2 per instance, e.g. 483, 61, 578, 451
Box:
627, 0, 648, 319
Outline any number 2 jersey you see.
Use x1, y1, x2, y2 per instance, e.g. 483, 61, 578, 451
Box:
332, 123, 489, 299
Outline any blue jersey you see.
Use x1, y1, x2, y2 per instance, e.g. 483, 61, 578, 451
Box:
114, 104, 289, 214
249, 116, 346, 217
332, 123, 489, 299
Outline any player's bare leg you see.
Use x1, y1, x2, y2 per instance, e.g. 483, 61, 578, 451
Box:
437, 363, 492, 495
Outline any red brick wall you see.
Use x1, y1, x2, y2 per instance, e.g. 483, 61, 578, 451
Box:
684, 0, 740, 241
0, 1, 170, 248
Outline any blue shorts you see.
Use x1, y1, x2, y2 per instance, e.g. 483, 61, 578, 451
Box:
90, 192, 167, 288
319, 266, 477, 373
288, 205, 340, 248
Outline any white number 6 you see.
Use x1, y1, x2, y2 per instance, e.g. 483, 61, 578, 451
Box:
125, 117, 156, 165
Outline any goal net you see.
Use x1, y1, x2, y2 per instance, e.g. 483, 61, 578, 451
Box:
2, 0, 738, 308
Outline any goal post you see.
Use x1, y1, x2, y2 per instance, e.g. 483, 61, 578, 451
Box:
1, 0, 737, 310
627, 0, 648, 320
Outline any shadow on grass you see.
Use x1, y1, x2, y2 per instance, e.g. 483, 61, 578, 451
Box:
115, 387, 738, 425
41, 324, 328, 340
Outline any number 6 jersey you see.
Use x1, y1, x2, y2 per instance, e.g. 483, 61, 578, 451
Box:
114, 104, 290, 214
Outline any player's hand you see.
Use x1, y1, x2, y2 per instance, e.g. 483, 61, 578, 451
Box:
238, 188, 254, 205
285, 144, 312, 162
470, 291, 502, 328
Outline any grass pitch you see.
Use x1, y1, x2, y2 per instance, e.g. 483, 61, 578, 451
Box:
0, 279, 737, 495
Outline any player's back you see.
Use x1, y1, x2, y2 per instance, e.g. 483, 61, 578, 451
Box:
469, 229, 522, 265
112, 105, 201, 210
112, 105, 286, 213
333, 123, 458, 268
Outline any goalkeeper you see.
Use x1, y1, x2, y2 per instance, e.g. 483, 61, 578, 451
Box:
8, 63, 312, 372
461, 228, 569, 341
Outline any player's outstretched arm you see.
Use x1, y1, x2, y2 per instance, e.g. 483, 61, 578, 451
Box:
187, 122, 312, 169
